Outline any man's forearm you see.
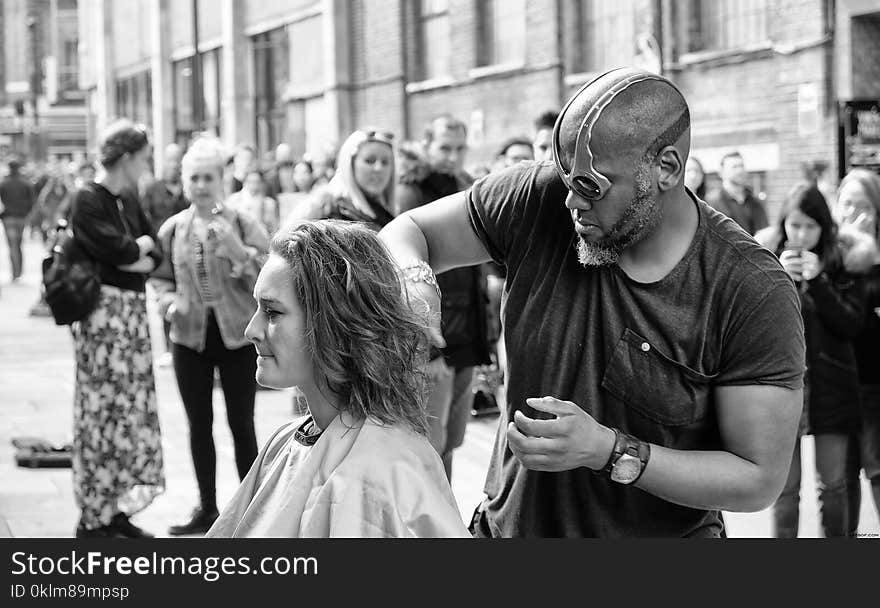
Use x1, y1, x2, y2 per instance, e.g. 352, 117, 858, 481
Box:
634, 446, 784, 513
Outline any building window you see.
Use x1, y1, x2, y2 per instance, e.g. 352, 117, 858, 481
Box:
418, 0, 450, 80
477, 0, 527, 67
115, 70, 152, 127
173, 58, 194, 144
688, 0, 770, 52
253, 27, 289, 153
56, 0, 80, 100
172, 49, 223, 144
200, 48, 222, 137
571, 0, 636, 73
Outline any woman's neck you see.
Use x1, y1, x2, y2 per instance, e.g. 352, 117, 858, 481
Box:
95, 170, 129, 195
298, 380, 342, 431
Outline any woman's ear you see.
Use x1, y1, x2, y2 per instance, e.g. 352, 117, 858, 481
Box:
657, 146, 684, 192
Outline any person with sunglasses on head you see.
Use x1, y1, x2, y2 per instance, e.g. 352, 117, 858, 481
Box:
394, 115, 492, 481
68, 119, 165, 538
379, 68, 806, 538
285, 128, 396, 231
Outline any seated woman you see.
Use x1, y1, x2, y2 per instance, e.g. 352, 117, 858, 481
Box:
206, 220, 469, 538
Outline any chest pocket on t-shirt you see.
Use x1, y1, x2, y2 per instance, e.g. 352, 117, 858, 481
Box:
601, 328, 718, 428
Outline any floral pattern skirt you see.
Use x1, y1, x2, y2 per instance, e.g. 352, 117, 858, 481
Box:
71, 285, 165, 528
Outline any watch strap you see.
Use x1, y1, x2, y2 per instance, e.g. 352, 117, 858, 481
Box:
600, 428, 651, 481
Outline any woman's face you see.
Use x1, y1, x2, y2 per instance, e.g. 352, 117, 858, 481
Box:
293, 163, 314, 191
837, 180, 877, 235
245, 255, 314, 390
183, 158, 224, 210
784, 208, 822, 252
684, 158, 704, 192
244, 172, 264, 196
353, 142, 393, 198
121, 145, 152, 188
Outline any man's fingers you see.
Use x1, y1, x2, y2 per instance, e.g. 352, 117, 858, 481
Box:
507, 422, 558, 454
513, 409, 566, 438
525, 396, 577, 417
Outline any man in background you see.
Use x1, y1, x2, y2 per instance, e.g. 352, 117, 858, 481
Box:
705, 151, 768, 235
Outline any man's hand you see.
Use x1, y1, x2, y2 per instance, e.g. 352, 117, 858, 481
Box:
506, 396, 615, 472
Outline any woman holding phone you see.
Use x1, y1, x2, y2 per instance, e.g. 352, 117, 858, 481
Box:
756, 184, 872, 537
151, 136, 270, 535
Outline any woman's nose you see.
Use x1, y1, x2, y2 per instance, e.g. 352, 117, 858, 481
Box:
244, 312, 261, 343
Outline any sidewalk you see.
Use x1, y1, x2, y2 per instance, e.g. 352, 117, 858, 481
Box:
1, 232, 878, 537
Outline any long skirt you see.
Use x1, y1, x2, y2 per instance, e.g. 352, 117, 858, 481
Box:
71, 285, 165, 528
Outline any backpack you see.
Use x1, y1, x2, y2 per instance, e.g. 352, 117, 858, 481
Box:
41, 218, 101, 326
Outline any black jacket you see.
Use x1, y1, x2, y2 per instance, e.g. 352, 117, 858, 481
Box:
758, 226, 875, 433
70, 182, 163, 293
396, 161, 491, 369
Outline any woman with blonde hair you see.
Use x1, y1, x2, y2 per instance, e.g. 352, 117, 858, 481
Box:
207, 220, 468, 537
284, 128, 396, 230
151, 136, 270, 535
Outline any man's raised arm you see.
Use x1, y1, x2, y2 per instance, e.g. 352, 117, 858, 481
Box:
379, 190, 493, 274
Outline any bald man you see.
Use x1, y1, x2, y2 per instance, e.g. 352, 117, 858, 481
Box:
379, 68, 805, 538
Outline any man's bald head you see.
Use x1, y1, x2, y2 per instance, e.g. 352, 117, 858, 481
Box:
555, 68, 691, 176
164, 143, 183, 163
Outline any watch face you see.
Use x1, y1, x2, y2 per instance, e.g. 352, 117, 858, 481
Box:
610, 453, 642, 484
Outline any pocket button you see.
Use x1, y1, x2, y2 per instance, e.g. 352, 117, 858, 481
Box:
640, 342, 651, 352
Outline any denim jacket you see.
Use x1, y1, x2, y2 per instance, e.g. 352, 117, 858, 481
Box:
150, 205, 269, 351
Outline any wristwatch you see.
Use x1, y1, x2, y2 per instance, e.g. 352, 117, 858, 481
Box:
602, 428, 651, 485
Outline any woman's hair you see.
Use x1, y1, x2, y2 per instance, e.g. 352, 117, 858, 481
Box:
294, 159, 314, 173
838, 168, 880, 239
324, 128, 396, 218
686, 156, 706, 198
244, 167, 265, 181
98, 119, 149, 169
181, 135, 227, 181
270, 220, 429, 435
775, 183, 840, 266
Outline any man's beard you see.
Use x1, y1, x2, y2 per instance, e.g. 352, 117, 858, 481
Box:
575, 164, 662, 267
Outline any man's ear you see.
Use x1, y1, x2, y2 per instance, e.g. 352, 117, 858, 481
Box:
656, 146, 684, 192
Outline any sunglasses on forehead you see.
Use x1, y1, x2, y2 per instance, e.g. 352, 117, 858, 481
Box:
361, 129, 395, 145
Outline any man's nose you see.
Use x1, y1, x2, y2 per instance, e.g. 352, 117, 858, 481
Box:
564, 190, 593, 212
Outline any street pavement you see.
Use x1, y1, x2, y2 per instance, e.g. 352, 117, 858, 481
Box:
1, 232, 878, 538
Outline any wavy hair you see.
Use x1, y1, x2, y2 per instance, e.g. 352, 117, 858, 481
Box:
271, 220, 430, 435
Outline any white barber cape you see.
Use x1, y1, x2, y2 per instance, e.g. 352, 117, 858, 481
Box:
206, 413, 470, 538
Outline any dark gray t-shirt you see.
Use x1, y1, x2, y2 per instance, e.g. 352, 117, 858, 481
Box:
466, 162, 805, 537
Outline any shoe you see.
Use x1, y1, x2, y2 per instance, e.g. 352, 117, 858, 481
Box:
471, 389, 500, 418
156, 351, 173, 367
110, 513, 154, 538
29, 302, 52, 317
75, 522, 127, 538
167, 507, 219, 536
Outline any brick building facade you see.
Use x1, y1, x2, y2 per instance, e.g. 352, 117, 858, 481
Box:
1, 0, 87, 162
77, 0, 880, 221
